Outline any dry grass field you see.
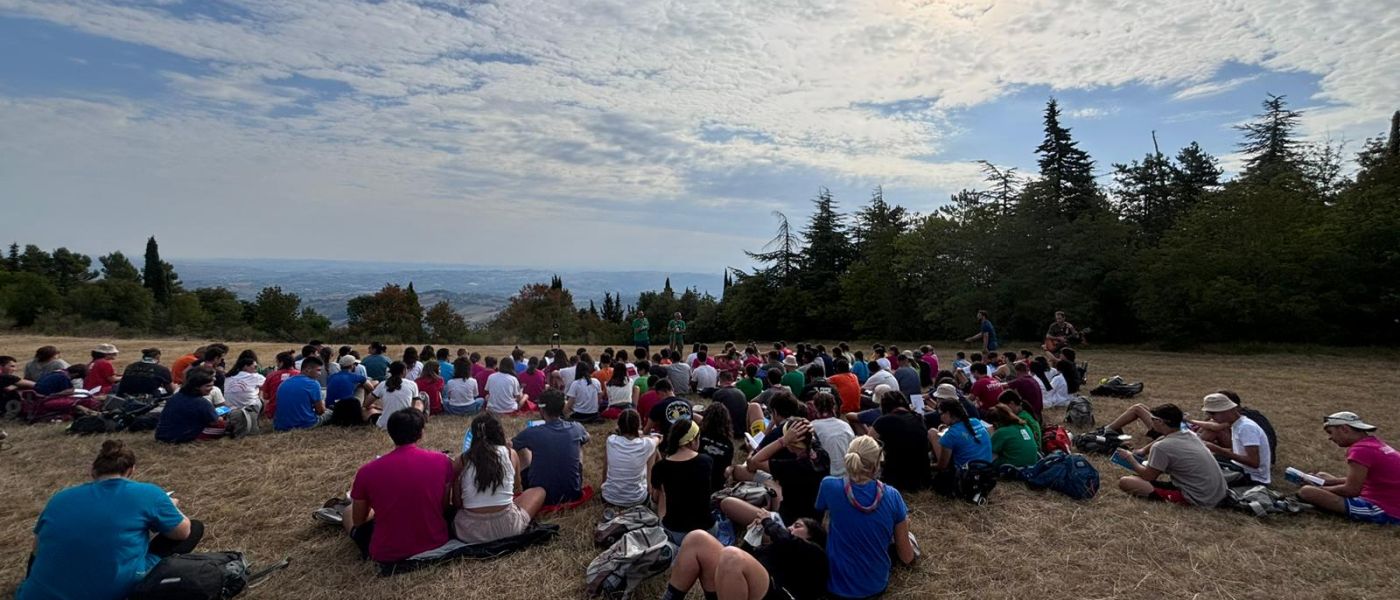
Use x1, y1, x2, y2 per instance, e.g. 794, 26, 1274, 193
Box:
2, 335, 1399, 600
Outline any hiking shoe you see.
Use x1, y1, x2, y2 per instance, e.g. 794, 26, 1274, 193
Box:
313, 507, 344, 526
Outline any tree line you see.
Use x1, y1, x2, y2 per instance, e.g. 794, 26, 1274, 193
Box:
2, 95, 1396, 347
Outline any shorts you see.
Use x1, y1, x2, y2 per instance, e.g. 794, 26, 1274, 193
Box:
443, 398, 484, 416
453, 503, 532, 544
1345, 497, 1400, 525
1148, 481, 1190, 505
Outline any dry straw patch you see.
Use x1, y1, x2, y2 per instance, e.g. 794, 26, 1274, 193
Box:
2, 336, 1399, 600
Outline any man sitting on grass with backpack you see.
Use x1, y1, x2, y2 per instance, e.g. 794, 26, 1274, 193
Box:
1114, 404, 1228, 507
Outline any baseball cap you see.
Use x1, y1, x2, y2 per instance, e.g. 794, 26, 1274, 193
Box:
1323, 411, 1377, 431
338, 355, 359, 368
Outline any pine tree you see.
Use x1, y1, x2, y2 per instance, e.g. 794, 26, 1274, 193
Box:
663, 277, 673, 295
5, 243, 19, 271
1035, 98, 1098, 219
745, 211, 802, 285
99, 251, 142, 283
143, 236, 171, 304
1237, 94, 1303, 179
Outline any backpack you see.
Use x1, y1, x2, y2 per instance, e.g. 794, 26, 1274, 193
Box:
1065, 395, 1095, 429
709, 481, 776, 510
1022, 451, 1100, 500
129, 552, 288, 600
584, 526, 674, 599
1042, 425, 1072, 454
957, 460, 999, 505
593, 506, 661, 548
1225, 485, 1308, 517
226, 406, 261, 439
67, 414, 118, 435
1073, 427, 1129, 455
1089, 376, 1143, 398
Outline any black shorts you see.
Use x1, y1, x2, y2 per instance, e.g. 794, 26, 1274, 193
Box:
350, 520, 375, 559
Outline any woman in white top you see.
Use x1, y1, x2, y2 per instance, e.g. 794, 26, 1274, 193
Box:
444, 357, 484, 416
371, 361, 421, 429
485, 358, 525, 414
223, 356, 266, 412
1039, 358, 1070, 408
452, 413, 546, 544
604, 362, 638, 411
565, 362, 603, 421
402, 347, 424, 381
601, 409, 658, 507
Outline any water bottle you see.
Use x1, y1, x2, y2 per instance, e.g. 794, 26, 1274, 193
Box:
462, 428, 473, 453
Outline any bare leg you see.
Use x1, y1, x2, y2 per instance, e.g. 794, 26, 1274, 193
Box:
844, 412, 868, 437
1106, 403, 1153, 433
515, 487, 547, 518
517, 448, 533, 471
715, 547, 770, 600
669, 531, 724, 594
1118, 476, 1154, 497
746, 403, 765, 434
1298, 485, 1348, 514
720, 496, 767, 526
730, 462, 756, 482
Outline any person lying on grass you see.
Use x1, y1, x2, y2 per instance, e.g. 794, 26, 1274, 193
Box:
1113, 403, 1229, 507
664, 497, 829, 600
341, 408, 457, 564
815, 435, 917, 600
20, 440, 203, 600
1298, 412, 1400, 525
451, 412, 547, 544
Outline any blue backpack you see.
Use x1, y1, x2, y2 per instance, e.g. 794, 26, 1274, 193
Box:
1022, 451, 1100, 500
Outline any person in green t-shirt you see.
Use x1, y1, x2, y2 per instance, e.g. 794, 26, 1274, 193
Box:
987, 405, 1040, 467
780, 355, 806, 399
997, 389, 1041, 445
735, 363, 763, 400
667, 312, 686, 353
631, 311, 650, 350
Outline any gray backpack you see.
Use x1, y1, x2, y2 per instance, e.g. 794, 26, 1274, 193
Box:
709, 481, 776, 510
1226, 485, 1309, 517
585, 526, 674, 599
226, 406, 261, 439
593, 505, 660, 548
1065, 395, 1095, 429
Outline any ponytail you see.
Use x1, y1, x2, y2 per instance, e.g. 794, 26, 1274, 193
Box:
938, 399, 978, 441
843, 435, 881, 484
387, 361, 406, 393
92, 440, 136, 476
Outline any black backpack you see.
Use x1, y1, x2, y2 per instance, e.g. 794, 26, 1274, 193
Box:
1073, 427, 1129, 455
1240, 407, 1279, 458
957, 460, 999, 505
129, 552, 288, 600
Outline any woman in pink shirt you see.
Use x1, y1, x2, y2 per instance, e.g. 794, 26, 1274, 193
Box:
518, 357, 549, 402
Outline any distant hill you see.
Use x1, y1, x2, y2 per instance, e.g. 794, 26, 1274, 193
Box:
171, 259, 724, 325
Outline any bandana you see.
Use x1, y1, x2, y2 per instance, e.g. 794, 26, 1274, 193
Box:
678, 420, 701, 447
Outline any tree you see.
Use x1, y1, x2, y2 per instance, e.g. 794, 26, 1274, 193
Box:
142, 237, 174, 304
70, 279, 155, 329
48, 248, 97, 293
489, 282, 580, 343
1034, 98, 1099, 219
19, 245, 51, 275
251, 286, 303, 338
164, 292, 207, 332
4, 243, 18, 272
1236, 94, 1303, 181
840, 186, 912, 337
1112, 133, 1177, 238
0, 271, 62, 326
99, 251, 142, 283
798, 187, 854, 336
346, 284, 426, 342
424, 300, 470, 343
194, 287, 248, 334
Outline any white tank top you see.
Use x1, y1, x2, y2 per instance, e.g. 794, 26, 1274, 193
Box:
606, 384, 634, 407
460, 446, 515, 509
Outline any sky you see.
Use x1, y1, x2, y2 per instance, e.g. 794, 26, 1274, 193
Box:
0, 0, 1395, 273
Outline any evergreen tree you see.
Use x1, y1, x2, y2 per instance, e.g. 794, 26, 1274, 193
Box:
799, 187, 854, 335
99, 251, 143, 283
142, 236, 171, 304
49, 247, 97, 293
1237, 94, 1303, 180
5, 243, 18, 271
1034, 98, 1098, 219
745, 211, 802, 285
251, 286, 303, 339
424, 300, 469, 343
1112, 133, 1177, 238
19, 245, 51, 275
346, 284, 426, 341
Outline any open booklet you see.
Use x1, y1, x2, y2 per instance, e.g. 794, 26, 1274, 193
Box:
1284, 467, 1325, 486
744, 430, 765, 450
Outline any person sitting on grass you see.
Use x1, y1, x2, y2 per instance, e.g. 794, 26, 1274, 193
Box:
452, 413, 547, 544
930, 399, 993, 496
84, 344, 121, 395
712, 370, 766, 440
370, 361, 422, 429
652, 418, 718, 544
565, 361, 603, 423
1298, 412, 1400, 525
644, 379, 690, 435
996, 389, 1041, 447
601, 409, 659, 508
341, 409, 457, 564
118, 348, 172, 397
327, 355, 376, 425
155, 368, 227, 443
967, 362, 1005, 414
870, 391, 931, 492
414, 360, 447, 415
0, 355, 35, 402
733, 412, 829, 525
663, 500, 828, 600
444, 358, 484, 416
985, 405, 1040, 468
697, 404, 736, 491
1196, 393, 1273, 486
810, 392, 856, 477
1113, 403, 1228, 507
19, 440, 203, 600
815, 435, 917, 600
602, 362, 640, 420
512, 389, 590, 505
274, 357, 331, 431
486, 358, 529, 414
23, 345, 68, 383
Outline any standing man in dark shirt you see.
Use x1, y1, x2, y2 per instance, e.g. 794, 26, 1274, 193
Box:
119, 348, 173, 397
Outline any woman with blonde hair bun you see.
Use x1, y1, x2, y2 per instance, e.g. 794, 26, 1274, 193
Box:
814, 435, 918, 600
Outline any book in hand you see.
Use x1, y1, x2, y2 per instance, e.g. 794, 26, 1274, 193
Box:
744, 431, 765, 450
1109, 451, 1140, 472
1284, 467, 1325, 486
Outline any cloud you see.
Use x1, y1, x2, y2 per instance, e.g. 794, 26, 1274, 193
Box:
0, 0, 1396, 267
1171, 75, 1262, 101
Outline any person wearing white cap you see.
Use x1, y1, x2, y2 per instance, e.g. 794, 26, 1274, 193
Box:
1297, 412, 1400, 525
84, 343, 121, 395
1198, 392, 1272, 485
326, 354, 376, 425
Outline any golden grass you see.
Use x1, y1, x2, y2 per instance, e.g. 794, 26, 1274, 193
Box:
3, 335, 1399, 600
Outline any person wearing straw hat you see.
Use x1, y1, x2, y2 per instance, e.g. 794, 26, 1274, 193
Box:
1298, 412, 1400, 525
1198, 392, 1273, 486
83, 343, 121, 395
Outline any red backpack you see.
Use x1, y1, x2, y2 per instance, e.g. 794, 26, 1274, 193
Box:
1042, 425, 1072, 454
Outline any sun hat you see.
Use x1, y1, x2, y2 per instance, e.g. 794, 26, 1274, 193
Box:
1324, 411, 1377, 431
338, 355, 359, 368
1201, 393, 1238, 413
93, 343, 119, 355
932, 383, 959, 401
782, 355, 799, 368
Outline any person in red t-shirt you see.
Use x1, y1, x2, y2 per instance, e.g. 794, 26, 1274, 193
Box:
415, 361, 446, 415
260, 351, 300, 418
967, 362, 1004, 414
84, 344, 121, 394
342, 408, 456, 563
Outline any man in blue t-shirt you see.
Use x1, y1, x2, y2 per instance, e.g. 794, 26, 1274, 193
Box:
512, 389, 589, 504
964, 309, 999, 353
326, 356, 375, 404
274, 357, 330, 431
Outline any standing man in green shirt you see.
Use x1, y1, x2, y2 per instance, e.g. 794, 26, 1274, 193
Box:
667, 312, 687, 354
632, 310, 651, 351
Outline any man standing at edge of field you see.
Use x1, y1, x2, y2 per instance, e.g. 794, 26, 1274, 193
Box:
632, 310, 650, 351
668, 312, 686, 354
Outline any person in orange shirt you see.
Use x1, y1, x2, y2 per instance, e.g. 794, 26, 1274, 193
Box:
594, 352, 615, 387
828, 357, 863, 414
169, 346, 204, 386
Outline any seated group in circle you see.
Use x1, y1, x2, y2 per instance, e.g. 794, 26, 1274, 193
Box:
14, 339, 1400, 600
